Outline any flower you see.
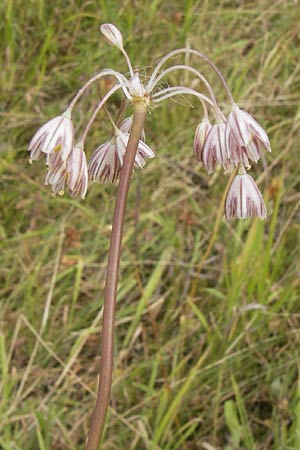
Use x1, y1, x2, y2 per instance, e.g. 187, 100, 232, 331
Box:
115, 131, 155, 168
88, 130, 155, 183
226, 103, 271, 163
119, 116, 146, 141
193, 119, 212, 161
225, 166, 267, 220
100, 23, 124, 50
88, 141, 121, 183
28, 112, 74, 162
67, 143, 88, 199
45, 152, 67, 195
202, 122, 230, 174
45, 143, 88, 198
226, 130, 250, 169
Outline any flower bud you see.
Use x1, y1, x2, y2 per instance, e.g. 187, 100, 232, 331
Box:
100, 23, 124, 50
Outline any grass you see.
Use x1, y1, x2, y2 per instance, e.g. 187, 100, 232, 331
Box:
1, 0, 300, 449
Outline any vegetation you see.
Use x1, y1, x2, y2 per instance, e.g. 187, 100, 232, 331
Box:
1, 1, 300, 449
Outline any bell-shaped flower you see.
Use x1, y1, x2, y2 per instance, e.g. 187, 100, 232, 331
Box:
45, 143, 88, 198
119, 116, 146, 141
28, 112, 74, 162
88, 129, 155, 183
202, 122, 230, 174
100, 24, 124, 50
226, 130, 250, 169
225, 165, 267, 220
115, 131, 155, 169
88, 141, 121, 183
45, 152, 67, 195
193, 119, 212, 161
66, 143, 88, 199
226, 103, 271, 163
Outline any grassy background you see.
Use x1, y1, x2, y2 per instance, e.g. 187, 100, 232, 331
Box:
1, 0, 300, 449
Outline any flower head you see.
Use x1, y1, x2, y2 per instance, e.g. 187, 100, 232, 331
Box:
225, 165, 267, 220
28, 112, 74, 162
226, 103, 271, 163
193, 119, 212, 161
202, 122, 230, 174
100, 23, 124, 50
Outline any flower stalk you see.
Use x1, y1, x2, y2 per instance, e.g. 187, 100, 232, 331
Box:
27, 22, 272, 449
85, 104, 148, 450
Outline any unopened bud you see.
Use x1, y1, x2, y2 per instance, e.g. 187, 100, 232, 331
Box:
100, 23, 124, 50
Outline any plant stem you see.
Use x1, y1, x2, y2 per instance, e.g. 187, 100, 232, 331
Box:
85, 104, 148, 450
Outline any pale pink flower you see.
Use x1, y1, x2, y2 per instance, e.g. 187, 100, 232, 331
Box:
193, 119, 212, 161
227, 130, 250, 169
45, 143, 88, 198
88, 141, 121, 183
45, 153, 67, 195
115, 131, 155, 168
67, 143, 88, 199
100, 24, 124, 49
202, 122, 229, 174
28, 113, 74, 162
119, 116, 146, 141
226, 103, 271, 163
225, 167, 267, 220
88, 130, 155, 183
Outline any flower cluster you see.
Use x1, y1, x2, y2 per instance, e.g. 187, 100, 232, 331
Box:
193, 103, 270, 219
28, 23, 271, 220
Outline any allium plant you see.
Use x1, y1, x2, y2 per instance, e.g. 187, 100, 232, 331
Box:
28, 24, 271, 449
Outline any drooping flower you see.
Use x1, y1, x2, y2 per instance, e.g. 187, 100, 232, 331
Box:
100, 24, 124, 50
193, 119, 212, 161
202, 122, 230, 174
45, 143, 88, 198
119, 116, 146, 141
88, 130, 155, 183
115, 131, 155, 168
45, 152, 67, 195
226, 130, 250, 169
67, 143, 88, 199
88, 141, 121, 183
28, 112, 74, 162
226, 103, 271, 163
225, 165, 267, 220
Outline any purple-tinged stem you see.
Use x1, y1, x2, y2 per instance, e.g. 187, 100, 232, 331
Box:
85, 104, 148, 450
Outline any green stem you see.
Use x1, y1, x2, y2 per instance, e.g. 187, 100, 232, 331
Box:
85, 104, 148, 450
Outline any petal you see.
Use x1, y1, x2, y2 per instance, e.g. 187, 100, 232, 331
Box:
202, 128, 217, 174
42, 116, 65, 153
60, 118, 75, 161
193, 120, 212, 161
